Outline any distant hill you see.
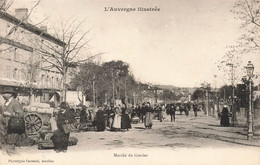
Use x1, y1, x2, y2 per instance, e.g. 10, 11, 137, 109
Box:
156, 85, 197, 94
156, 85, 177, 90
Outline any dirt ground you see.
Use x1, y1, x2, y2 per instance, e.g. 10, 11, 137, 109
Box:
2, 111, 260, 165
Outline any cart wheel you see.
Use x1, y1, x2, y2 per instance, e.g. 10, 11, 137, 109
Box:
24, 113, 43, 134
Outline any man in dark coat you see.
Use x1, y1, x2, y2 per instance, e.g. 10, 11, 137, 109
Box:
157, 105, 163, 122
169, 104, 176, 122
193, 103, 198, 117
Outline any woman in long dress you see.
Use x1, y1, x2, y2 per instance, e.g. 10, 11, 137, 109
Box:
51, 102, 71, 152
112, 107, 121, 131
107, 106, 115, 129
143, 102, 153, 129
79, 106, 88, 130
95, 106, 106, 131
1, 87, 26, 155
220, 106, 230, 127
121, 106, 131, 131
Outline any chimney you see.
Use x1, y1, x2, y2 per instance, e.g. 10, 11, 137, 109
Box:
15, 8, 28, 23
40, 26, 47, 33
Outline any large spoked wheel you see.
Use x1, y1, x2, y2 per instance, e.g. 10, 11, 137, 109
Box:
24, 113, 43, 134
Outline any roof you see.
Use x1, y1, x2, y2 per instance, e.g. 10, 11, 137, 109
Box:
0, 10, 66, 47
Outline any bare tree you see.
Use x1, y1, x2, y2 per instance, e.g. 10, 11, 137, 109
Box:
21, 56, 41, 104
0, 0, 13, 12
231, 0, 260, 54
34, 18, 101, 102
217, 50, 244, 86
217, 50, 245, 126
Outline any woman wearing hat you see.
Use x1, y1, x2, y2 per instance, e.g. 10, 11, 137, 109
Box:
0, 87, 25, 155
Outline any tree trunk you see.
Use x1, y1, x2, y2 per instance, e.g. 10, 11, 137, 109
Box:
105, 93, 108, 105
124, 79, 127, 104
93, 80, 95, 107
82, 89, 84, 106
231, 86, 238, 126
133, 92, 136, 107
205, 89, 209, 116
112, 79, 115, 105
61, 68, 67, 102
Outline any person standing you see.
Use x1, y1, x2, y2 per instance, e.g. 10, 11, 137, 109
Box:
112, 106, 122, 131
220, 105, 230, 127
161, 104, 166, 121
185, 103, 190, 117
193, 103, 198, 117
121, 105, 131, 131
79, 106, 88, 130
104, 104, 111, 127
95, 106, 106, 131
138, 105, 144, 123
107, 106, 115, 129
51, 102, 71, 153
140, 104, 145, 123
157, 105, 163, 122
143, 102, 153, 129
169, 104, 176, 122
0, 87, 25, 155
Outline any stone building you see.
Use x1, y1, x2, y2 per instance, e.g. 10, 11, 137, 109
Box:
0, 8, 65, 106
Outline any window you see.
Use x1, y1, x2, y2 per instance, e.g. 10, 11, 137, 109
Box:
13, 68, 19, 80
14, 48, 18, 61
41, 39, 44, 49
41, 75, 45, 85
20, 69, 26, 81
46, 76, 49, 87
56, 78, 60, 88
51, 77, 54, 87
6, 49, 11, 60
5, 66, 11, 78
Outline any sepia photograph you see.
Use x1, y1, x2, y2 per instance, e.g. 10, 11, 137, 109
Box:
0, 0, 260, 164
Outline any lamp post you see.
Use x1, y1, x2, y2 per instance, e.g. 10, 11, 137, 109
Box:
245, 61, 254, 140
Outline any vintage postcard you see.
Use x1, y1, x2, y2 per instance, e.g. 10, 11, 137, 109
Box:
0, 0, 260, 164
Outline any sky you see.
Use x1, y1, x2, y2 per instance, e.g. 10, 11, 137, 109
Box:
9, 0, 260, 88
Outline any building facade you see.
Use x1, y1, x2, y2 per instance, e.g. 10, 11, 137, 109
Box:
0, 8, 65, 106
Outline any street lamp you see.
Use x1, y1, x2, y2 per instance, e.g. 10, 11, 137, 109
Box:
245, 61, 254, 140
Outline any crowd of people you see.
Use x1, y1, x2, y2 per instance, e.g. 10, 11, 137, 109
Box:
0, 86, 233, 154
75, 101, 203, 133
